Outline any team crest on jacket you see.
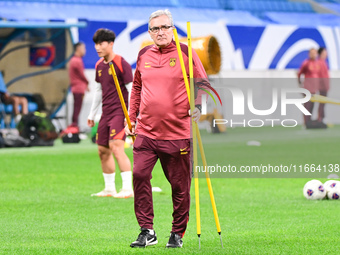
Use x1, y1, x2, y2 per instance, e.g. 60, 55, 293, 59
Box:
169, 58, 176, 67
108, 68, 112, 75
98, 70, 102, 77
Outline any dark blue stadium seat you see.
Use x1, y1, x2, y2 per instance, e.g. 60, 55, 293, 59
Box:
5, 0, 221, 8
321, 2, 340, 13
2, 103, 38, 114
0, 73, 38, 129
264, 12, 340, 27
221, 0, 315, 13
314, 0, 340, 3
1, 0, 320, 11
0, 102, 38, 129
180, 0, 221, 9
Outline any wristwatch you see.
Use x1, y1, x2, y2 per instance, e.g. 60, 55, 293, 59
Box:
195, 105, 202, 113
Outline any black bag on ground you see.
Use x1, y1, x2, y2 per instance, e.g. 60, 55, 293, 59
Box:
17, 112, 58, 146
62, 133, 80, 143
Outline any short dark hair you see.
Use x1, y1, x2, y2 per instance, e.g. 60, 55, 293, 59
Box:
74, 41, 84, 51
318, 47, 326, 55
93, 28, 116, 44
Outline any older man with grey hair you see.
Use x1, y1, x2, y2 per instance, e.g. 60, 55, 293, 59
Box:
127, 9, 206, 248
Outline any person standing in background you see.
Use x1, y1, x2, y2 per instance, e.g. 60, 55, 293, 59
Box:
297, 48, 320, 126
88, 28, 133, 199
69, 42, 89, 129
317, 47, 330, 123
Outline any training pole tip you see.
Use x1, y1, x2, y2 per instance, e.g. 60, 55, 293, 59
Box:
218, 233, 223, 248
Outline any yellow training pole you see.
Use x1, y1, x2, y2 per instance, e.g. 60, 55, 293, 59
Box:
109, 62, 135, 142
310, 94, 340, 105
174, 27, 201, 249
173, 29, 191, 102
174, 24, 223, 248
187, 22, 222, 248
196, 126, 222, 247
187, 23, 201, 249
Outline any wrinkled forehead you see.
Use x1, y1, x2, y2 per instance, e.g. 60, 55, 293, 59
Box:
149, 15, 171, 27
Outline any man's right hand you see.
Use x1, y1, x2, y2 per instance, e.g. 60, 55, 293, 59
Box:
125, 121, 136, 136
88, 119, 94, 127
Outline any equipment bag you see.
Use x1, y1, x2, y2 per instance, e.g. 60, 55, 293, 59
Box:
17, 112, 58, 146
62, 133, 80, 144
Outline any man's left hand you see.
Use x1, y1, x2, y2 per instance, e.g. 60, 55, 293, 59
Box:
189, 107, 201, 123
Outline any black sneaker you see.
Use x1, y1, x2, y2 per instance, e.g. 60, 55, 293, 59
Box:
166, 232, 183, 248
130, 228, 158, 248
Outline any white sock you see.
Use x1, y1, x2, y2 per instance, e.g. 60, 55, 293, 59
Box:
103, 173, 115, 191
121, 171, 132, 191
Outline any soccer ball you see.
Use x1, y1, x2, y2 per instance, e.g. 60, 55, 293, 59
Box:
323, 180, 340, 200
324, 180, 340, 193
303, 180, 326, 200
327, 186, 340, 200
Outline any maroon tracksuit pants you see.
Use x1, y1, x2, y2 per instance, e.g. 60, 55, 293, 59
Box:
303, 101, 314, 125
318, 90, 327, 122
303, 90, 328, 125
71, 93, 84, 127
132, 134, 191, 236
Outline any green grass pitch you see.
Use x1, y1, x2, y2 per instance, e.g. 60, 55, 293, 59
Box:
1, 126, 340, 254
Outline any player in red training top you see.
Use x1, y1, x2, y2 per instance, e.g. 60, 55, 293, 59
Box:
317, 47, 330, 123
126, 10, 204, 248
297, 48, 320, 126
68, 42, 89, 129
88, 28, 133, 199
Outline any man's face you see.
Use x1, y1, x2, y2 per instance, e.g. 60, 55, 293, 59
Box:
94, 41, 113, 58
78, 44, 86, 57
320, 49, 327, 60
309, 49, 317, 60
148, 15, 173, 48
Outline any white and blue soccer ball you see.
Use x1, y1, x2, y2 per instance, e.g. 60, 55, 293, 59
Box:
303, 180, 326, 200
323, 180, 340, 200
